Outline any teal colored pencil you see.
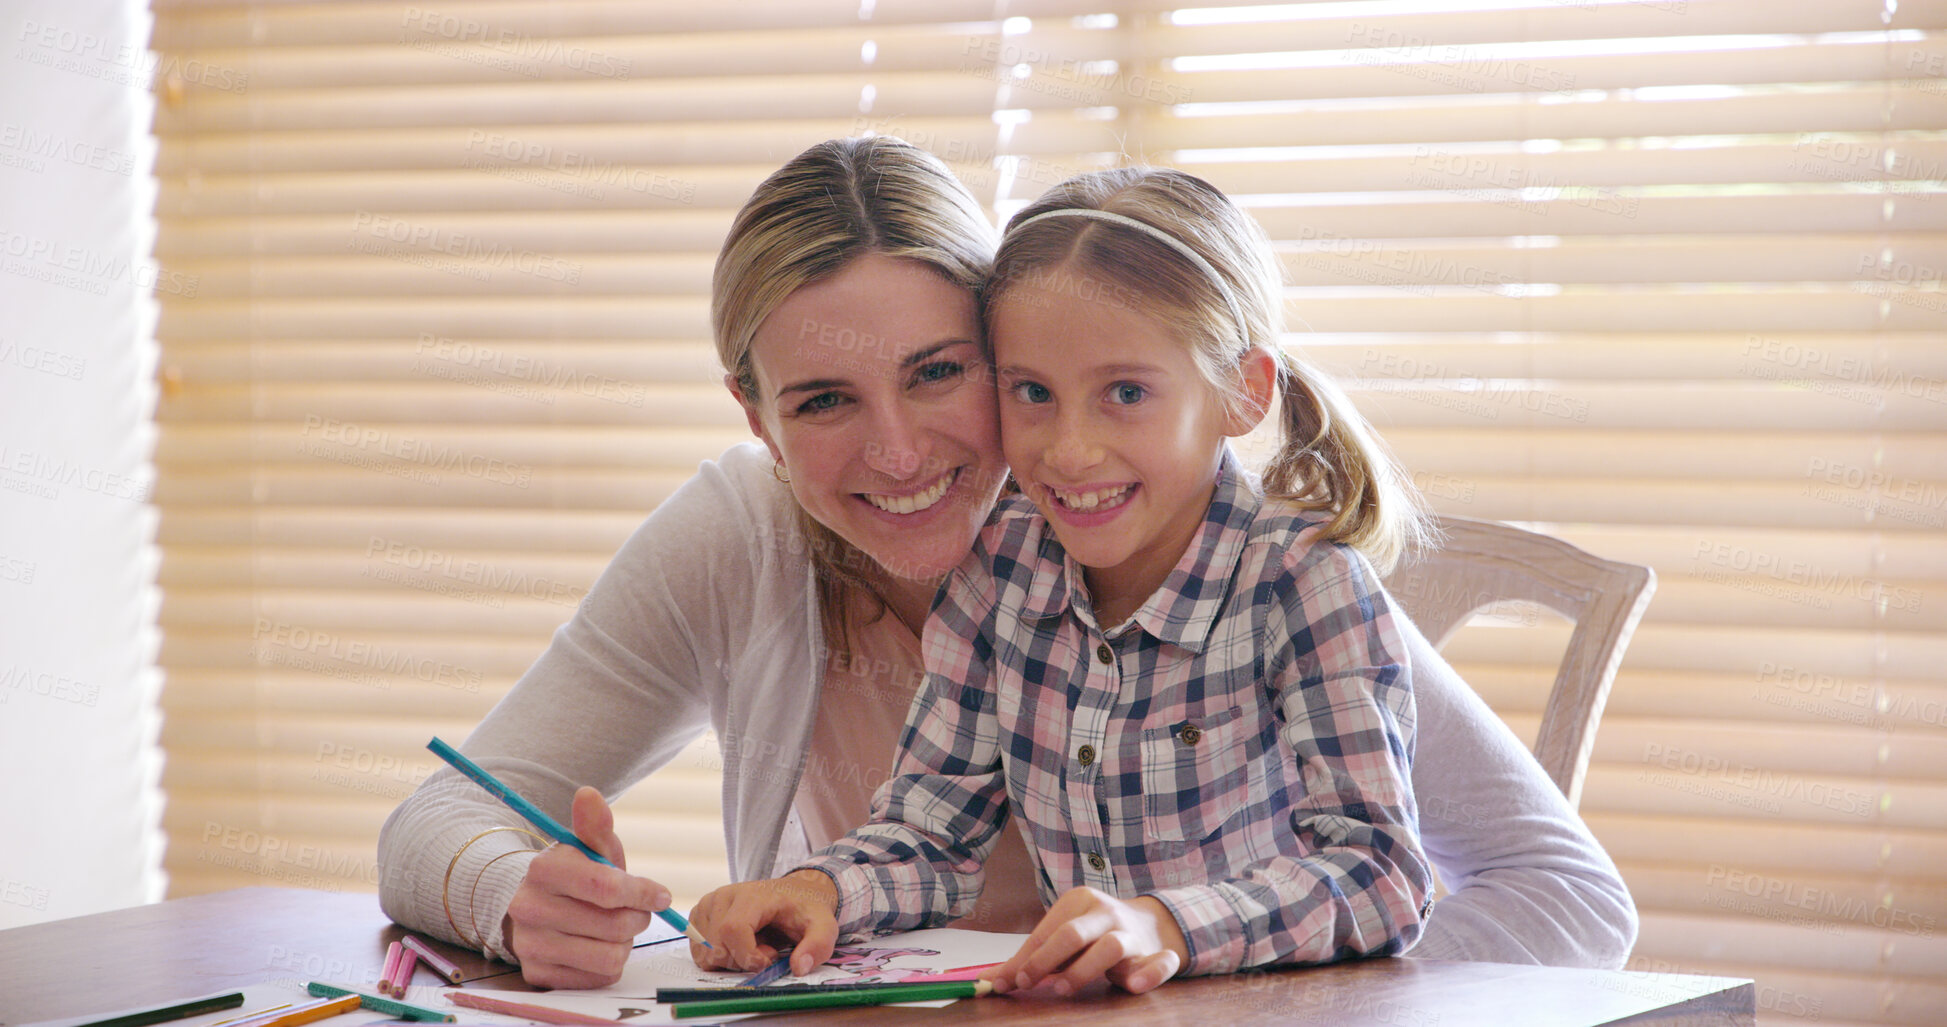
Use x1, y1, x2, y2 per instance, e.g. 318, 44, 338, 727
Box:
305, 982, 453, 1023
426, 737, 705, 947
671, 980, 992, 1019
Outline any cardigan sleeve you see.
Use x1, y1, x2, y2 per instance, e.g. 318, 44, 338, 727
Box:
1402, 614, 1639, 969
376, 445, 778, 961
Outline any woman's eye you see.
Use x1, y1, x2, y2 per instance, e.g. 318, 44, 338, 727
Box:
1111, 383, 1146, 405
913, 360, 963, 385
1010, 382, 1051, 404
796, 392, 846, 414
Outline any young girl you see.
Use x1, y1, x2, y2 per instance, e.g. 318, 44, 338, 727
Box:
689, 168, 1432, 996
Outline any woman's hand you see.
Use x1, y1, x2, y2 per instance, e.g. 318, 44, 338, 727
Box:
504, 786, 671, 989
983, 887, 1187, 997
687, 870, 840, 975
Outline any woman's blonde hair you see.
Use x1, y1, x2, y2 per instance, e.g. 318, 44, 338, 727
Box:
983, 167, 1428, 572
712, 136, 996, 649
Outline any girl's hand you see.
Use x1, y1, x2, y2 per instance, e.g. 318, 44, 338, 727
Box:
505, 786, 671, 989
687, 870, 841, 975
983, 887, 1188, 997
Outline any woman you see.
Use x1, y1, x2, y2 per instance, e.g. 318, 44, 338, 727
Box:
376, 136, 1636, 989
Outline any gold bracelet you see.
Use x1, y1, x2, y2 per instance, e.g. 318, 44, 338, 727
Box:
468, 846, 545, 955
441, 826, 546, 951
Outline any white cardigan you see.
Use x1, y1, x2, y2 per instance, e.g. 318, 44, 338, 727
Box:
377, 443, 1636, 968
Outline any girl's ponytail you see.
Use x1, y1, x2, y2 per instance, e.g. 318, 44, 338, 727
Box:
1262, 349, 1431, 574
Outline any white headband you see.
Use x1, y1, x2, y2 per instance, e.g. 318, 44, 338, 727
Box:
1010, 207, 1251, 352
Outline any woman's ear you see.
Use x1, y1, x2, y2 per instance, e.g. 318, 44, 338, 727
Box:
1224, 347, 1279, 436
725, 372, 784, 465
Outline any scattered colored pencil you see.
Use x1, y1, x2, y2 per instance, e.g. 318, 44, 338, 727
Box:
426, 737, 707, 948
739, 953, 794, 988
305, 982, 452, 1023
75, 992, 246, 1027
655, 981, 947, 1003
671, 979, 992, 1018
400, 935, 465, 984
444, 992, 627, 1026
386, 944, 420, 997
380, 941, 404, 997
210, 1004, 292, 1027
222, 995, 360, 1027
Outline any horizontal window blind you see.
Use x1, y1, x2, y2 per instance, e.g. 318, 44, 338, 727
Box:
1114, 3, 1944, 1026
151, 2, 1944, 1023
146, 0, 1078, 907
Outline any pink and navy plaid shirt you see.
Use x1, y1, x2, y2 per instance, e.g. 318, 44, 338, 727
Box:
798, 455, 1430, 975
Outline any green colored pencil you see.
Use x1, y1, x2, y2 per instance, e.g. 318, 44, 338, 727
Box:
671, 979, 992, 1019
305, 982, 453, 1023
75, 991, 246, 1027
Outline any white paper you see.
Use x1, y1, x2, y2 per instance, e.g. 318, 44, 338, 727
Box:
449, 927, 1030, 1022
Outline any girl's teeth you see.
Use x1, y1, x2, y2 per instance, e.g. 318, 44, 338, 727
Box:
864, 471, 955, 514
1055, 484, 1130, 510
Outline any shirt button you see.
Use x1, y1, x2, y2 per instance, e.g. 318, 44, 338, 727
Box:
1087, 852, 1106, 872
1096, 644, 1113, 664
1077, 744, 1095, 767
1178, 724, 1202, 746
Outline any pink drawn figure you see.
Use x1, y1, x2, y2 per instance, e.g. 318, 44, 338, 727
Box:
820, 945, 941, 985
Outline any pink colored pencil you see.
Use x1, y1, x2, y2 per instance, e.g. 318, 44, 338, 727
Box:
379, 941, 404, 997
386, 944, 420, 997
444, 992, 627, 1026
401, 935, 465, 985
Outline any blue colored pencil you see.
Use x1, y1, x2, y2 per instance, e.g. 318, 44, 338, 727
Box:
426, 737, 706, 947
740, 952, 794, 988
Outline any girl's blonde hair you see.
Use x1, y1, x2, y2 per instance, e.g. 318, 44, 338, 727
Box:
984, 167, 1428, 572
712, 136, 996, 649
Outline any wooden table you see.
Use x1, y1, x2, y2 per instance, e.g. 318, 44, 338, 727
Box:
0, 888, 1753, 1026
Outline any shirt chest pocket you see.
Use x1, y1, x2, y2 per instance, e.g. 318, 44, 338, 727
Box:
1137, 705, 1255, 843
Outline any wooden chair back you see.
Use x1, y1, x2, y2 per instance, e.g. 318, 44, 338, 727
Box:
1385, 516, 1656, 808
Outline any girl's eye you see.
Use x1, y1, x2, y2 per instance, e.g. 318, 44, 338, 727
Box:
1111, 383, 1146, 405
1010, 382, 1051, 404
913, 360, 963, 386
796, 391, 846, 415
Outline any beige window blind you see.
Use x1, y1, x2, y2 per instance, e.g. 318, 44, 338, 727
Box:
151, 2, 1943, 1023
